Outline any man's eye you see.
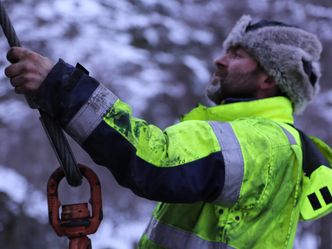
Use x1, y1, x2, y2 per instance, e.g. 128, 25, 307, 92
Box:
234, 52, 242, 58
229, 50, 242, 58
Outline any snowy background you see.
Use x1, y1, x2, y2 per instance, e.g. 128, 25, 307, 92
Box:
0, 0, 332, 248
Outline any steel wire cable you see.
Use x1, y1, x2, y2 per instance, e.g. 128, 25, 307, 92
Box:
0, 1, 82, 186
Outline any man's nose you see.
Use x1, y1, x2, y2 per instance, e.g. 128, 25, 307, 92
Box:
214, 54, 228, 68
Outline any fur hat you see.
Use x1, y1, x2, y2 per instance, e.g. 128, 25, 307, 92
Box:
223, 15, 322, 114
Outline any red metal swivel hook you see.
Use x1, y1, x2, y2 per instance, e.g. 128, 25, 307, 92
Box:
47, 164, 103, 249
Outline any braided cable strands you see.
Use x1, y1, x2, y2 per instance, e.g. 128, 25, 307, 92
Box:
40, 112, 82, 187
0, 1, 82, 186
0, 1, 20, 47
0, 1, 40, 108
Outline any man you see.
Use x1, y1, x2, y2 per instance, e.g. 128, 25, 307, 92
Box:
4, 15, 330, 248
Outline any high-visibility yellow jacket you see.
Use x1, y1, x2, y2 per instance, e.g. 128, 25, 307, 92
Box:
136, 96, 302, 249
37, 60, 331, 249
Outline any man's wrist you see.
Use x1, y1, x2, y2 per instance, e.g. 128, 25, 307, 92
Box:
34, 59, 76, 118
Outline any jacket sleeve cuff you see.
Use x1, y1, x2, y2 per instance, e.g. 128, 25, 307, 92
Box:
36, 59, 100, 126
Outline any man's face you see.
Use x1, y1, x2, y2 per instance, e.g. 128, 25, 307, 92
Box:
206, 47, 263, 104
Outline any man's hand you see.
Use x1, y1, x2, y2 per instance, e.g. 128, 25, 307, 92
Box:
4, 47, 54, 94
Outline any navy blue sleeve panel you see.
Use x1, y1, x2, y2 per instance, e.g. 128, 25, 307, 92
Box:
82, 121, 225, 203
36, 59, 99, 125
37, 60, 226, 203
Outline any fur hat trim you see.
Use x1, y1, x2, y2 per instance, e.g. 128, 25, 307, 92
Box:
223, 15, 322, 114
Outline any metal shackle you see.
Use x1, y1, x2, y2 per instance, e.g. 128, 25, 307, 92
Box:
47, 164, 103, 238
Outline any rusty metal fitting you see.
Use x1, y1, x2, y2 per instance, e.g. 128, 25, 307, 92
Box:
47, 164, 103, 238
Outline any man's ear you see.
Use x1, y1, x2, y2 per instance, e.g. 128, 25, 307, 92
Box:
255, 73, 280, 99
260, 74, 276, 89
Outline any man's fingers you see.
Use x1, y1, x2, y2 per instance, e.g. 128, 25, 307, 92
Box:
10, 75, 25, 87
6, 47, 28, 63
4, 62, 24, 78
4, 47, 54, 94
6, 48, 18, 63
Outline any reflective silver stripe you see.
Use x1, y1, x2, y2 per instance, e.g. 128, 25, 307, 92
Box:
209, 122, 244, 206
65, 84, 118, 144
279, 126, 297, 145
145, 217, 235, 249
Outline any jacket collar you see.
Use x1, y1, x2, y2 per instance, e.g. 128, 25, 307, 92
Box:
181, 96, 294, 124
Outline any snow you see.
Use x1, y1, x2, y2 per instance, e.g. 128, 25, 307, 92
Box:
0, 165, 29, 204
248, 0, 268, 12
192, 30, 214, 45
305, 4, 332, 19
164, 18, 191, 45
0, 100, 31, 128
155, 52, 175, 64
53, 1, 103, 19
144, 28, 160, 45
294, 232, 319, 249
0, 165, 48, 219
183, 55, 210, 83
